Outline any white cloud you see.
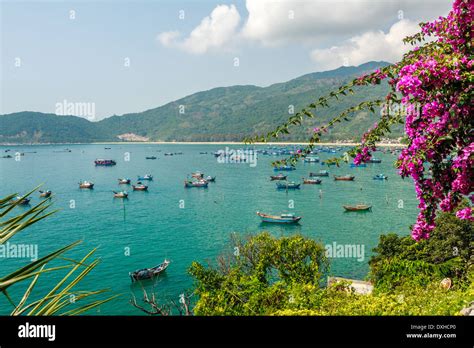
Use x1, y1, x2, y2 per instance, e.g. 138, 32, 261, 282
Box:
157, 31, 181, 46
157, 4, 241, 54
156, 0, 452, 68
241, 0, 452, 46
310, 19, 419, 70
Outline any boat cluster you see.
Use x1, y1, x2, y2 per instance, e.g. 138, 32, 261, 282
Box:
184, 172, 216, 188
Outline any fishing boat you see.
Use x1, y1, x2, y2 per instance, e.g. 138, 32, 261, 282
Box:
129, 259, 170, 282
205, 176, 216, 182
256, 211, 302, 224
113, 191, 128, 198
2, 155, 12, 158
14, 197, 31, 205
350, 163, 367, 168
303, 178, 322, 184
118, 178, 131, 184
94, 159, 116, 166
184, 180, 208, 188
191, 172, 204, 179
79, 181, 94, 189
164, 152, 173, 156
137, 174, 153, 181
304, 157, 320, 163
310, 170, 329, 177
276, 181, 301, 189
321, 161, 337, 166
39, 190, 52, 198
343, 204, 372, 212
334, 175, 355, 181
273, 165, 296, 171
369, 158, 382, 163
145, 156, 157, 160
270, 174, 287, 181
132, 183, 148, 191
373, 174, 388, 180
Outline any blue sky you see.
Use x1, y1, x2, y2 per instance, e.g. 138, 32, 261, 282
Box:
1, 0, 452, 119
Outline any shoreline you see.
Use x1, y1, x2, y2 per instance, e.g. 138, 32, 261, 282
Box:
0, 141, 405, 148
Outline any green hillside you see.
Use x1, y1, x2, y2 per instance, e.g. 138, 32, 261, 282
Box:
0, 61, 401, 144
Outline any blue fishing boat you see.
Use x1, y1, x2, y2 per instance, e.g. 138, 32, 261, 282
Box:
369, 158, 382, 163
13, 196, 31, 205
256, 211, 302, 224
276, 181, 301, 189
350, 163, 367, 167
273, 165, 296, 171
373, 174, 388, 180
138, 174, 153, 181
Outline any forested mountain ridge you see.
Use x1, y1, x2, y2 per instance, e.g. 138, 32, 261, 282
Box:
0, 61, 401, 144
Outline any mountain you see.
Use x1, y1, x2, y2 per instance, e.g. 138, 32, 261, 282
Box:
0, 61, 400, 144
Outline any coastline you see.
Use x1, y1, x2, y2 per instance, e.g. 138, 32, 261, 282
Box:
0, 141, 405, 148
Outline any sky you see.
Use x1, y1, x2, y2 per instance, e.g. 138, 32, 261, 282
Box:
0, 0, 453, 120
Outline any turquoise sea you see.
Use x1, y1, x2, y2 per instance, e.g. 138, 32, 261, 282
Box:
0, 144, 418, 315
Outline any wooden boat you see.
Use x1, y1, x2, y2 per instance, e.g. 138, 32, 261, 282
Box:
129, 259, 170, 282
94, 159, 116, 166
303, 178, 322, 184
118, 178, 131, 184
205, 176, 216, 182
132, 183, 148, 191
274, 165, 296, 171
373, 174, 388, 180
369, 158, 382, 163
79, 181, 94, 189
276, 181, 301, 189
145, 156, 157, 160
184, 180, 208, 188
343, 204, 372, 212
39, 190, 52, 198
334, 175, 355, 181
270, 174, 287, 181
256, 211, 302, 224
14, 197, 31, 205
191, 172, 204, 179
310, 170, 329, 177
321, 161, 336, 166
137, 174, 153, 181
304, 157, 320, 163
113, 191, 128, 198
